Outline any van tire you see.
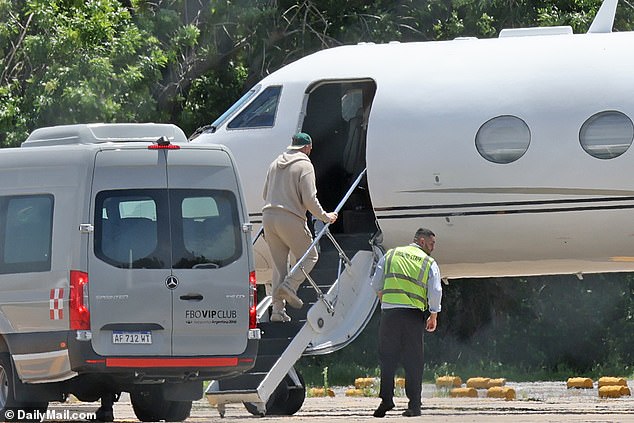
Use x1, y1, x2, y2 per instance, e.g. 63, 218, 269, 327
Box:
0, 353, 48, 421
130, 386, 192, 422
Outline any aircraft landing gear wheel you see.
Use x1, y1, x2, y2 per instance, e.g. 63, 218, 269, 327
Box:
243, 371, 305, 416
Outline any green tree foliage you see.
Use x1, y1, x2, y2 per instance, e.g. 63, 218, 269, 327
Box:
5, 0, 633, 144
0, 0, 167, 147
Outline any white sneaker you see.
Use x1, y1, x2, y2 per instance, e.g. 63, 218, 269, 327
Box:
276, 283, 304, 309
270, 310, 291, 322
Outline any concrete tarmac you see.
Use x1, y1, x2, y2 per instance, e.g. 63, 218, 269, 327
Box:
44, 382, 634, 422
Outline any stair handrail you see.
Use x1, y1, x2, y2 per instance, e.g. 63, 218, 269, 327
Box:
252, 225, 264, 245
286, 168, 367, 288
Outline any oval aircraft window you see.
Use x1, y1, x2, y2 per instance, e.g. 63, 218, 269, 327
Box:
579, 111, 634, 159
475, 115, 531, 164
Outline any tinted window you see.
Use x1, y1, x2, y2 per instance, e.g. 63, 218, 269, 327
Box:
228, 86, 282, 129
173, 190, 241, 269
579, 111, 634, 159
95, 189, 241, 269
0, 195, 53, 274
95, 191, 166, 269
476, 115, 531, 164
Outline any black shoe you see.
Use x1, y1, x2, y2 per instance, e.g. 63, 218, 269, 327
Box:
373, 401, 395, 418
402, 408, 421, 417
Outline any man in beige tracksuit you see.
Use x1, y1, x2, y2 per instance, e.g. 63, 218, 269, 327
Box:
262, 132, 338, 322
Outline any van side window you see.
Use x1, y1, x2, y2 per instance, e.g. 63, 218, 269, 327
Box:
0, 195, 53, 274
227, 86, 282, 129
172, 190, 242, 269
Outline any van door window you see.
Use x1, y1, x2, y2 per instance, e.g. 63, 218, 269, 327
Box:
94, 189, 241, 270
172, 190, 242, 269
0, 195, 53, 274
95, 190, 168, 269
227, 86, 282, 129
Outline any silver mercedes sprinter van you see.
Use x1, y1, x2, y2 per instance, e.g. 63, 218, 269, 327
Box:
0, 123, 259, 421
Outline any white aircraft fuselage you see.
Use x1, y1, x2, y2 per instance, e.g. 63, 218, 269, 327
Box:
193, 11, 634, 280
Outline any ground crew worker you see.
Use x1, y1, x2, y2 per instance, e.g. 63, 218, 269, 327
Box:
262, 132, 338, 322
370, 227, 442, 417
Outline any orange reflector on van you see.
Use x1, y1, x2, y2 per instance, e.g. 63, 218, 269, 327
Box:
105, 357, 238, 368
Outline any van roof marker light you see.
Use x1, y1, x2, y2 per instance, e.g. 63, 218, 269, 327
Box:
148, 136, 180, 150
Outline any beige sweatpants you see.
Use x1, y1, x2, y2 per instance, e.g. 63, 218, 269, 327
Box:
262, 208, 318, 312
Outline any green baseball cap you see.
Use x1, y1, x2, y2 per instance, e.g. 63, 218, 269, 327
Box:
288, 132, 312, 149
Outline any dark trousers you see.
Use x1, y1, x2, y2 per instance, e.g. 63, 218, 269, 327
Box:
378, 308, 425, 409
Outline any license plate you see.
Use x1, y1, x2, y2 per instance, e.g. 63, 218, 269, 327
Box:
112, 331, 152, 344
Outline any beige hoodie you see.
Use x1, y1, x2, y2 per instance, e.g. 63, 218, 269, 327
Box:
262, 150, 329, 222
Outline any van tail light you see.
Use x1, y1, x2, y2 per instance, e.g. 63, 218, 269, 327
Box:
249, 271, 257, 329
70, 270, 90, 330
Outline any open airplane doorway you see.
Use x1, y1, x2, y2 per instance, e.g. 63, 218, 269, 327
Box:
300, 79, 378, 235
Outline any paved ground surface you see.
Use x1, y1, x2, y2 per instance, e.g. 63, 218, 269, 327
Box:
43, 382, 634, 422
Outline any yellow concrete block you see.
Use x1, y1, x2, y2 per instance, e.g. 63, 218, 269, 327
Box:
310, 387, 336, 397
487, 378, 506, 388
395, 377, 406, 388
345, 388, 365, 397
599, 385, 623, 398
486, 386, 516, 400
466, 377, 490, 389
450, 387, 478, 398
566, 377, 594, 389
598, 377, 628, 388
354, 377, 376, 389
436, 376, 462, 388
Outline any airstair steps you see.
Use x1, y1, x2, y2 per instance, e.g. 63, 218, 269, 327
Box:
286, 233, 372, 321
206, 234, 378, 417
215, 321, 303, 392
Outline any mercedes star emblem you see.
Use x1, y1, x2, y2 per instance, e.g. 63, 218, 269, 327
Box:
165, 275, 179, 290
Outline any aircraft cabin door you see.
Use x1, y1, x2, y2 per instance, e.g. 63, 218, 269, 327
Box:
301, 79, 377, 235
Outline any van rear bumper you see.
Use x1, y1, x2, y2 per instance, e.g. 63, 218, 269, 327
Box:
7, 329, 258, 383
67, 331, 259, 382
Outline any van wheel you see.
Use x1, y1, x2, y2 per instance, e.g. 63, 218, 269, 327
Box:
0, 353, 11, 410
0, 353, 48, 420
244, 371, 305, 416
130, 386, 192, 422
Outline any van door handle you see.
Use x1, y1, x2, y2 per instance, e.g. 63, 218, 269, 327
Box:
179, 294, 204, 301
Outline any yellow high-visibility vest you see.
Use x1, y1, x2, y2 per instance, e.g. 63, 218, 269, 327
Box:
381, 245, 434, 311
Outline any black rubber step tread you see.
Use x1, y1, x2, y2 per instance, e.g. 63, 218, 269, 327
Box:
218, 373, 265, 390
250, 354, 283, 372
318, 233, 374, 251
259, 321, 304, 338
284, 310, 308, 322
257, 338, 295, 355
